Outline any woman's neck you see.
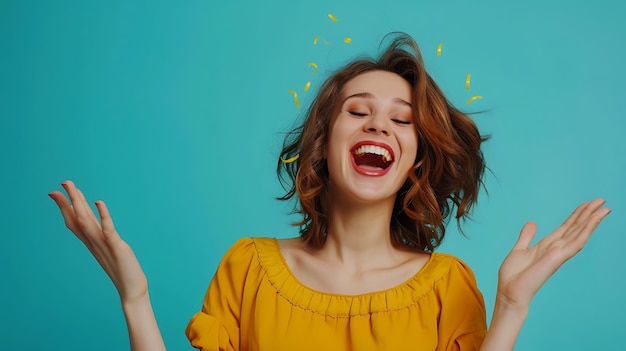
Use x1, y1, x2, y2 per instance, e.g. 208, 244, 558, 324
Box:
320, 194, 400, 272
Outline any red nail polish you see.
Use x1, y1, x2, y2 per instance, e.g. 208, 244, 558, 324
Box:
48, 193, 55, 199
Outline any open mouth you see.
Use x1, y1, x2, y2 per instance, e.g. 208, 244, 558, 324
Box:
350, 141, 394, 175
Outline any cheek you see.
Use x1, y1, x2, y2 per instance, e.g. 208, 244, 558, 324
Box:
401, 132, 419, 159
326, 119, 351, 157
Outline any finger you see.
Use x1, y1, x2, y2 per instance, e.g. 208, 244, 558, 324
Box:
74, 183, 100, 223
63, 181, 99, 230
573, 198, 606, 227
574, 199, 606, 225
94, 200, 119, 240
560, 202, 589, 229
49, 190, 82, 235
514, 221, 537, 250
62, 180, 90, 220
568, 206, 611, 251
561, 199, 607, 241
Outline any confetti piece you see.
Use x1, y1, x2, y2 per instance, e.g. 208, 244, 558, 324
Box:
304, 81, 311, 91
437, 43, 443, 56
328, 13, 338, 22
288, 89, 300, 107
344, 37, 352, 43
308, 62, 318, 74
466, 95, 483, 104
281, 154, 300, 163
465, 74, 471, 90
313, 36, 331, 45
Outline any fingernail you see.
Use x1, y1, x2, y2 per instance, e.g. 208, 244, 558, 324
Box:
48, 193, 55, 200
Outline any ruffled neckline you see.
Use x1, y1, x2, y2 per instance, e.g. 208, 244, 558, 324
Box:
252, 237, 457, 318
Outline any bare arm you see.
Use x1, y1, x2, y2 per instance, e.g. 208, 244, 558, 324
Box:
480, 199, 611, 350
50, 180, 166, 351
122, 294, 166, 351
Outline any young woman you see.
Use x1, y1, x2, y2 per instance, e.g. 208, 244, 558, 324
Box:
48, 34, 611, 351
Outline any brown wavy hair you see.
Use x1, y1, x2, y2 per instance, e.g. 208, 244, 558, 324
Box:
277, 32, 487, 252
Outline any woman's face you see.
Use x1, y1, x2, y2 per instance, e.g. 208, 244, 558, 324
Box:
326, 70, 418, 205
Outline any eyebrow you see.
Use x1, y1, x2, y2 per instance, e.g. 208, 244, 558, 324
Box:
342, 92, 412, 108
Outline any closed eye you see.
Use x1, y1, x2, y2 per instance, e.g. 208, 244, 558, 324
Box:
392, 119, 411, 125
348, 111, 368, 117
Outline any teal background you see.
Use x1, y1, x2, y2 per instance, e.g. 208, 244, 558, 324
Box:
1, 0, 625, 350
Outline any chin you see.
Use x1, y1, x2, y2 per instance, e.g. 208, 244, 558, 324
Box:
345, 186, 399, 205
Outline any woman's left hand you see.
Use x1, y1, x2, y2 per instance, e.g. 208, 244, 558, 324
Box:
496, 198, 611, 309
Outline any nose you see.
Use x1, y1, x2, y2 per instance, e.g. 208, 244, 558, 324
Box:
363, 113, 389, 136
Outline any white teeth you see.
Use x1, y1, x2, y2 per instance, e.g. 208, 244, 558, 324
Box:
353, 145, 392, 162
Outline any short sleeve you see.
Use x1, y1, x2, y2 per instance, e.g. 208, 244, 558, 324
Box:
185, 238, 257, 351
436, 258, 487, 351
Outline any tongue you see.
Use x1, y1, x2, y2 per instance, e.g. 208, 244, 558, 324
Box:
354, 153, 387, 170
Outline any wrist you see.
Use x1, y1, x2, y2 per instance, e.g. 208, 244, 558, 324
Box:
489, 294, 529, 337
121, 292, 152, 314
494, 293, 530, 318
480, 296, 529, 351
120, 292, 166, 351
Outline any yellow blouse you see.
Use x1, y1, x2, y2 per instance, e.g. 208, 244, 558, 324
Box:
186, 237, 487, 351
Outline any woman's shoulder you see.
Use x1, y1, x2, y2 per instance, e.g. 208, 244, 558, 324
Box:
219, 237, 285, 267
428, 252, 478, 277
211, 237, 281, 284
430, 252, 473, 268
221, 236, 278, 251
216, 237, 267, 269
426, 252, 481, 294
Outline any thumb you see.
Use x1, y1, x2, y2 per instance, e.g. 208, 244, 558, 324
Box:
514, 221, 537, 250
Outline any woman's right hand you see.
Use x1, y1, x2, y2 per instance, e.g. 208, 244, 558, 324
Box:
49, 180, 148, 304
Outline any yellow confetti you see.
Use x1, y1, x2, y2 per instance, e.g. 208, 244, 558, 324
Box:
313, 36, 331, 45
304, 81, 311, 91
328, 13, 338, 22
288, 89, 300, 107
466, 95, 483, 104
308, 62, 318, 74
281, 154, 300, 163
466, 74, 471, 90
344, 37, 352, 43
437, 43, 443, 56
